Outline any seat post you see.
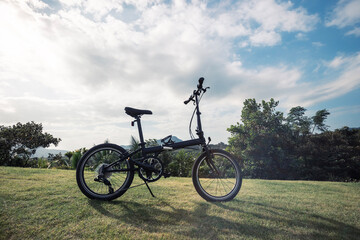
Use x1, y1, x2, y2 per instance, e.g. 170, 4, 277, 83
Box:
135, 116, 145, 149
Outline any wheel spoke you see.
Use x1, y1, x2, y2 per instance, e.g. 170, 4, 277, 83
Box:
78, 146, 133, 198
194, 150, 241, 201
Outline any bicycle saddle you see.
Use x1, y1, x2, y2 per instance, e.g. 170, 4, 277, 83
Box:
125, 107, 152, 118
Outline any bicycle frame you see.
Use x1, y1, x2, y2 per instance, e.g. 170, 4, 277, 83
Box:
105, 89, 207, 173
137, 88, 207, 151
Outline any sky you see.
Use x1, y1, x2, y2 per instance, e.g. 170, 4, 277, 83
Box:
0, 0, 359, 151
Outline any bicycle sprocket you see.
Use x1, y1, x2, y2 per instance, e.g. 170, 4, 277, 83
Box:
139, 157, 163, 182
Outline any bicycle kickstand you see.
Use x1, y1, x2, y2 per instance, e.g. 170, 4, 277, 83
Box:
143, 180, 156, 198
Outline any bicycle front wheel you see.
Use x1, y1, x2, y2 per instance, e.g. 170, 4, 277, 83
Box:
76, 143, 134, 201
192, 149, 242, 202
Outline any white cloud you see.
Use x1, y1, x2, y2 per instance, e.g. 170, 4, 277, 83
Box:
0, 0, 352, 150
286, 53, 360, 107
27, 0, 49, 9
346, 26, 360, 36
312, 41, 325, 47
326, 0, 360, 27
209, 0, 318, 46
243, 0, 317, 32
295, 32, 307, 40
328, 56, 346, 68
326, 0, 360, 36
249, 30, 281, 46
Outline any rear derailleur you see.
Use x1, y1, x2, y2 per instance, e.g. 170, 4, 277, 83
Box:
94, 164, 114, 194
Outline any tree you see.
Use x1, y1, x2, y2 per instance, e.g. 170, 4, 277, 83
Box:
65, 152, 73, 162
70, 148, 87, 169
130, 136, 141, 159
299, 127, 360, 181
227, 98, 338, 180
227, 98, 360, 181
312, 109, 330, 133
227, 98, 294, 179
286, 106, 312, 136
0, 122, 61, 166
48, 153, 69, 169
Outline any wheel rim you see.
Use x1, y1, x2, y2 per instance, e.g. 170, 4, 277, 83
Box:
196, 152, 239, 200
80, 148, 130, 196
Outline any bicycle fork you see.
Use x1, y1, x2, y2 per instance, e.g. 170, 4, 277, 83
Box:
205, 150, 221, 176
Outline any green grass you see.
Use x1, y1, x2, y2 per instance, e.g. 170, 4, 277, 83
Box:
0, 166, 359, 240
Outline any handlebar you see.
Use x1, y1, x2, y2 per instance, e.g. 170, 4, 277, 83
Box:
184, 77, 208, 105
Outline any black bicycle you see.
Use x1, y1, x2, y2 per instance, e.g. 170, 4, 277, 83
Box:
76, 77, 242, 202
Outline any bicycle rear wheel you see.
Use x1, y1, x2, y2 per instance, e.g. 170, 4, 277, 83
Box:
76, 143, 134, 201
192, 149, 242, 202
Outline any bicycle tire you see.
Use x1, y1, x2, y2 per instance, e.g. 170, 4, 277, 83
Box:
76, 143, 134, 201
192, 149, 242, 202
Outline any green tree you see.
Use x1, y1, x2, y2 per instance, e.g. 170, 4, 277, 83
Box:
130, 136, 141, 159
298, 127, 360, 181
312, 109, 330, 133
71, 151, 82, 169
227, 98, 294, 179
0, 122, 61, 166
227, 98, 360, 181
286, 106, 312, 136
65, 152, 73, 162
70, 148, 87, 169
48, 153, 69, 169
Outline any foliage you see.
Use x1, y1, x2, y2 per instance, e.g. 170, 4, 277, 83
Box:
65, 151, 73, 161
130, 136, 142, 159
47, 153, 70, 169
166, 150, 196, 177
0, 121, 61, 167
37, 157, 49, 168
297, 127, 360, 181
143, 138, 198, 177
227, 98, 359, 181
227, 98, 292, 179
71, 151, 82, 169
312, 109, 330, 133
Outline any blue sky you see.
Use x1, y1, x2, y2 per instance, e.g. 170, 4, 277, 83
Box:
0, 0, 359, 150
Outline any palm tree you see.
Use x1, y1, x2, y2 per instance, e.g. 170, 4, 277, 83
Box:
65, 151, 73, 162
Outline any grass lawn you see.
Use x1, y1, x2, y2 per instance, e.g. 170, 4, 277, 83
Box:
0, 166, 359, 240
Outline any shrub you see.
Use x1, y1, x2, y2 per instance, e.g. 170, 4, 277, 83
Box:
71, 151, 82, 169
37, 157, 49, 168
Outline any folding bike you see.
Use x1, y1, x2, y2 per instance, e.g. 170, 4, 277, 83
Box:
76, 78, 242, 201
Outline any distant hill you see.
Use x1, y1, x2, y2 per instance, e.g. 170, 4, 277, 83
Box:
32, 147, 69, 158
156, 135, 182, 145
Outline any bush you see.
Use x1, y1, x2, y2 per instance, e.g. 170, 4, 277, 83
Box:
37, 157, 49, 168
71, 151, 82, 169
167, 150, 197, 177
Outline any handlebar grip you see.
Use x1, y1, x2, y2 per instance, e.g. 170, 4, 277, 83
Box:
199, 77, 204, 85
184, 99, 191, 105
197, 77, 204, 89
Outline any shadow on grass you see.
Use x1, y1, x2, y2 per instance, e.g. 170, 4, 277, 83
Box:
87, 197, 359, 240
215, 200, 360, 240
88, 199, 267, 239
